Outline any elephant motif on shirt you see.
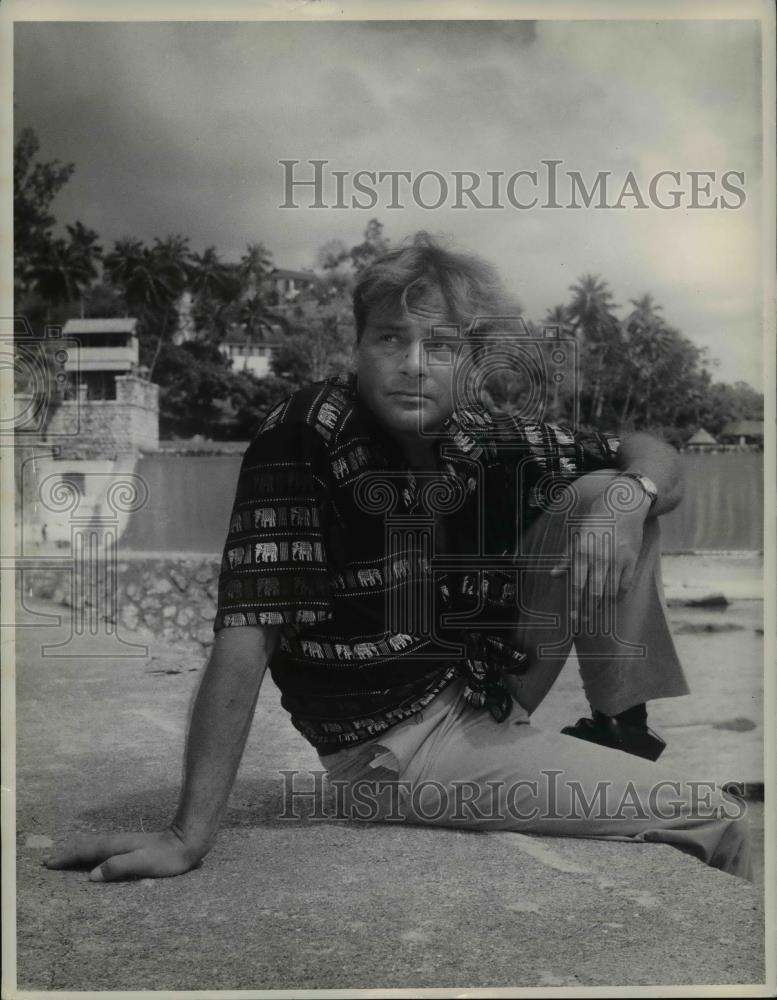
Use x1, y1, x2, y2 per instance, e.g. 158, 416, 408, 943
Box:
254, 507, 277, 528
292, 540, 313, 561
255, 542, 279, 563
392, 559, 409, 580
227, 546, 245, 568
354, 642, 379, 659
332, 457, 349, 480
223, 612, 247, 627
290, 506, 311, 526
256, 577, 280, 597
388, 633, 413, 651
317, 402, 339, 429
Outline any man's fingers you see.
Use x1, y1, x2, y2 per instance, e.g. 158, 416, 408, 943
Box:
44, 833, 150, 870
569, 534, 587, 627
90, 849, 152, 882
91, 846, 192, 882
549, 549, 569, 576
617, 558, 636, 599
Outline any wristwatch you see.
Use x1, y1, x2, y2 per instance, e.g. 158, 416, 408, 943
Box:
619, 472, 658, 509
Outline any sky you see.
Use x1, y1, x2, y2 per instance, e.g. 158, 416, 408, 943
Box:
13, 18, 765, 387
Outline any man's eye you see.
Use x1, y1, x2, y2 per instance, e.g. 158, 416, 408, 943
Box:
427, 343, 454, 363
379, 333, 398, 343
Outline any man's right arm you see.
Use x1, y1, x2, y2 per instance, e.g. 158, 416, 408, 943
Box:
44, 625, 277, 882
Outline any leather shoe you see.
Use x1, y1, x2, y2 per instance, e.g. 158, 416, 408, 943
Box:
561, 711, 666, 761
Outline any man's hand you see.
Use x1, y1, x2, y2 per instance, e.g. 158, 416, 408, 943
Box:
44, 626, 277, 884
550, 483, 651, 628
44, 827, 204, 882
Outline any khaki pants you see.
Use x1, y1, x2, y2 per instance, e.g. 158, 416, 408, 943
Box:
319, 472, 752, 879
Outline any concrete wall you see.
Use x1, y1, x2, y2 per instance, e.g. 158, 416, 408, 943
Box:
45, 375, 159, 460
24, 556, 220, 651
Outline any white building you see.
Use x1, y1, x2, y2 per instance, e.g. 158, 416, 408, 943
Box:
62, 317, 139, 398
220, 322, 284, 379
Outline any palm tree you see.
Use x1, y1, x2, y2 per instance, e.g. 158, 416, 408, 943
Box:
27, 229, 101, 320
625, 294, 663, 334
619, 294, 666, 425
567, 275, 620, 424
104, 235, 189, 376
189, 246, 242, 343
65, 222, 102, 317
239, 242, 273, 295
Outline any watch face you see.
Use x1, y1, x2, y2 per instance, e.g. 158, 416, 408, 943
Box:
632, 474, 658, 502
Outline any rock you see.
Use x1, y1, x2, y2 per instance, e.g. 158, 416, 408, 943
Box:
150, 578, 173, 596
667, 592, 729, 608
672, 622, 745, 635
712, 717, 756, 732
24, 834, 53, 849
176, 606, 196, 627
194, 564, 215, 584
194, 625, 214, 646
162, 604, 177, 619
169, 569, 188, 592
142, 611, 161, 631
125, 583, 138, 599
120, 605, 140, 631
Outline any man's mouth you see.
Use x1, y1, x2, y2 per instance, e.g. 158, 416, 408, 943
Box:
389, 390, 434, 401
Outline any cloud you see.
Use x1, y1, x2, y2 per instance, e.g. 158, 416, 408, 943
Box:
13, 18, 764, 385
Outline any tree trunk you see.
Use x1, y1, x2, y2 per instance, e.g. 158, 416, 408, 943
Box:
147, 305, 171, 380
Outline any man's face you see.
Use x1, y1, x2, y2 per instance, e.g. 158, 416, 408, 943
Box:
355, 290, 463, 442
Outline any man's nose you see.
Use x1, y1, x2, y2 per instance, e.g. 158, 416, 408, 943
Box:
398, 342, 428, 378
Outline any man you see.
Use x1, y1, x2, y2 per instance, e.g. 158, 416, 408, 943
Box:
45, 233, 750, 881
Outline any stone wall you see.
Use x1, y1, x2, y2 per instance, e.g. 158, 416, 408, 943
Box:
24, 556, 221, 652
44, 375, 159, 460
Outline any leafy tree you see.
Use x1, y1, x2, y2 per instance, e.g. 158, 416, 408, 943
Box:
350, 218, 390, 273
103, 234, 190, 375
567, 274, 621, 424
14, 127, 75, 300
239, 242, 274, 291
153, 341, 290, 439
25, 226, 102, 318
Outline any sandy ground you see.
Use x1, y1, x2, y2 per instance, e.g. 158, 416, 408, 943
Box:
10, 575, 768, 993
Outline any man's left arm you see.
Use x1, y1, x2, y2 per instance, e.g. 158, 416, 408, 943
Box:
551, 430, 684, 620
614, 430, 684, 517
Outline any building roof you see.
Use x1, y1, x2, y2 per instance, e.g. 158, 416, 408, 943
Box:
686, 428, 717, 445
222, 321, 284, 345
63, 318, 138, 335
719, 420, 764, 438
269, 268, 317, 282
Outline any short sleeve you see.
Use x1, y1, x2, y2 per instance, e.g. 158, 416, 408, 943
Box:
214, 421, 334, 631
571, 427, 621, 472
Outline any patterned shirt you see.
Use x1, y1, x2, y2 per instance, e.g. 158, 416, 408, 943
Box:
214, 373, 620, 753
